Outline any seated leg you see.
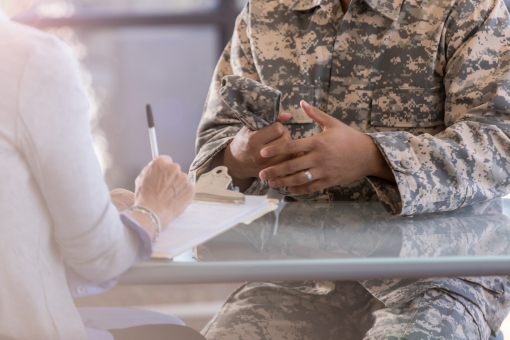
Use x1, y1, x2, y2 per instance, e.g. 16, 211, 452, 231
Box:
364, 288, 491, 340
202, 281, 384, 340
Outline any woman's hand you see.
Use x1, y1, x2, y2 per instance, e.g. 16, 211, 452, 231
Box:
259, 101, 395, 195
134, 156, 195, 229
110, 188, 135, 211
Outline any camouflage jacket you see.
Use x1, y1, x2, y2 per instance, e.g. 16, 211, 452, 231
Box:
190, 0, 510, 216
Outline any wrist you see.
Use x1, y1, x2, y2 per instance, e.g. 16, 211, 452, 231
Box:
222, 145, 257, 191
125, 205, 161, 241
133, 198, 171, 228
364, 136, 396, 183
124, 209, 159, 241
223, 144, 252, 180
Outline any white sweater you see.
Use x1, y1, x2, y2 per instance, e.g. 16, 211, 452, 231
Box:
0, 10, 142, 340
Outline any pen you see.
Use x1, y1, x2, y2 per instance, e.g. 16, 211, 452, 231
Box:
146, 104, 159, 160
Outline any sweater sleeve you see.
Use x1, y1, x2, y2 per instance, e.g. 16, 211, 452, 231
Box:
16, 35, 148, 282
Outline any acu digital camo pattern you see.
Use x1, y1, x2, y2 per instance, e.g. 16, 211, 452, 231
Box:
220, 75, 281, 130
203, 282, 491, 339
190, 0, 510, 216
191, 0, 510, 338
197, 200, 510, 338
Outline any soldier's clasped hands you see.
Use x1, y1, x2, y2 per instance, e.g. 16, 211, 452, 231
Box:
259, 101, 395, 194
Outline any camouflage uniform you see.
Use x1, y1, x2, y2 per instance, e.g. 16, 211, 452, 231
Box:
190, 0, 510, 338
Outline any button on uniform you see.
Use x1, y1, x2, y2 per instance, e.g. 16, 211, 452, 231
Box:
400, 159, 413, 169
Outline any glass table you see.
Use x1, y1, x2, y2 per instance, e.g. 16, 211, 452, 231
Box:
119, 198, 510, 285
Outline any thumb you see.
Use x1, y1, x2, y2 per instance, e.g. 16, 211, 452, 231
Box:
300, 101, 335, 129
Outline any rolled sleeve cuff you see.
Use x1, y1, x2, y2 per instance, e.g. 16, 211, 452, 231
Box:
68, 214, 152, 298
189, 137, 234, 184
367, 131, 420, 216
367, 131, 466, 216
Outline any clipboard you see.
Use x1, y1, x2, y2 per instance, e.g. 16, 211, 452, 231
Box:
151, 166, 279, 259
194, 166, 245, 204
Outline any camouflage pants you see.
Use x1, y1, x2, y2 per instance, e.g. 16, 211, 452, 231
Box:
202, 281, 492, 340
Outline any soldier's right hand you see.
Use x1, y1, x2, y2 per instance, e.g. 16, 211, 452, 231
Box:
224, 112, 293, 180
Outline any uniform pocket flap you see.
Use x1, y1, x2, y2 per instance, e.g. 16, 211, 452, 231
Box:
279, 86, 317, 124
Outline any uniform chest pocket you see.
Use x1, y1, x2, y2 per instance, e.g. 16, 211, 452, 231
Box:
371, 87, 445, 129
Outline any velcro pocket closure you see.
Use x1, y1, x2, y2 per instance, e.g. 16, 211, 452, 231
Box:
371, 87, 445, 128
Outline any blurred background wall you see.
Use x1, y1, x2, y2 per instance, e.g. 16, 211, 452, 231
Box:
16, 0, 244, 191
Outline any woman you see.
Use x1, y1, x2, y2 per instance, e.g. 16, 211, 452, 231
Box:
0, 0, 198, 339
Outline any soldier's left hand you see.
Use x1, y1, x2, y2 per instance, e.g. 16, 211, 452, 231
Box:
258, 101, 395, 194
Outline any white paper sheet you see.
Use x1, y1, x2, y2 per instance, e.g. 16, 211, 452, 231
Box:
152, 196, 272, 258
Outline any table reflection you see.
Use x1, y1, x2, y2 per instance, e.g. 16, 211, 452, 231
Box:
196, 199, 510, 262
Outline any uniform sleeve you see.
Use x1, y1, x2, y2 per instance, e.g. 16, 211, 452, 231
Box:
16, 35, 147, 282
189, 3, 271, 195
368, 0, 510, 216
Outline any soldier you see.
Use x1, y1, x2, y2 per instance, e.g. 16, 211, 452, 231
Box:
190, 0, 510, 339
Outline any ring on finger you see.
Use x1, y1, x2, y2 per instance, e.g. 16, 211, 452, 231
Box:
304, 170, 313, 183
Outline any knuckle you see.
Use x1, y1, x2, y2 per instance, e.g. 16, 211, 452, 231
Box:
263, 169, 275, 179
274, 123, 284, 135
313, 138, 326, 149
286, 142, 297, 153
284, 162, 296, 174
282, 130, 291, 140
161, 155, 173, 163
319, 153, 330, 164
169, 163, 181, 172
153, 157, 165, 166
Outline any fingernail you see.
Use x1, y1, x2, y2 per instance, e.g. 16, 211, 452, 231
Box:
269, 180, 276, 187
259, 171, 267, 180
301, 100, 310, 108
260, 149, 269, 157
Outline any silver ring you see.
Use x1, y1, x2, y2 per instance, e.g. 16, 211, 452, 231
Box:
304, 170, 313, 183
